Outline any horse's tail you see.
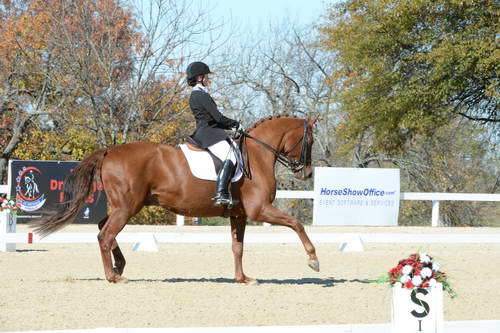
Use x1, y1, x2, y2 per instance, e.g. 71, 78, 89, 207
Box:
30, 148, 108, 237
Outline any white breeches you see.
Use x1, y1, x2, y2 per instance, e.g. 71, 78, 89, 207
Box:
207, 140, 237, 163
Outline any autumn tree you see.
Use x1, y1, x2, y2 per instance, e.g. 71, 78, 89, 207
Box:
45, 0, 218, 147
0, 0, 59, 182
1, 0, 227, 182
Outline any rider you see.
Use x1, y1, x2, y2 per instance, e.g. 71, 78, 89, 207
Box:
186, 61, 242, 206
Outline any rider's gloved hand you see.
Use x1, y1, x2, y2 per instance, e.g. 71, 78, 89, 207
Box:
231, 122, 244, 139
232, 122, 244, 132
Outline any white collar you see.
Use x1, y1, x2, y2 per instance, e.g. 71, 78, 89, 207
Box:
193, 84, 209, 93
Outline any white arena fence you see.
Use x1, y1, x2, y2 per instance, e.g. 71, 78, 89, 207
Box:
2, 320, 500, 333
274, 190, 500, 227
2, 186, 499, 228
1, 185, 499, 251
176, 190, 500, 227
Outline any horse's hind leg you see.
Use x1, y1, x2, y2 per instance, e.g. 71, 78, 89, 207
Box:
98, 216, 126, 276
97, 209, 133, 283
230, 216, 257, 285
253, 203, 319, 272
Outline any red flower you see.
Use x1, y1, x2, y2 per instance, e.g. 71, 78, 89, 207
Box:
405, 281, 414, 289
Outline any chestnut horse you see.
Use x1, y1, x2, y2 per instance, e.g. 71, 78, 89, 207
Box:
31, 115, 319, 284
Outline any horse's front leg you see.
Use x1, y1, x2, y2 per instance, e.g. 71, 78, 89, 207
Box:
230, 215, 257, 284
254, 203, 319, 272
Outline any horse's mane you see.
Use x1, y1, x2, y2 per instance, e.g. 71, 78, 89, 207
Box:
246, 113, 301, 132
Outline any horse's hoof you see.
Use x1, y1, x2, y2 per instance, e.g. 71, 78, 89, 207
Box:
308, 260, 320, 272
245, 278, 259, 286
115, 276, 128, 284
108, 275, 128, 284
236, 277, 259, 285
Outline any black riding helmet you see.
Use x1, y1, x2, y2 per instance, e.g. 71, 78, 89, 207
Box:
186, 61, 211, 81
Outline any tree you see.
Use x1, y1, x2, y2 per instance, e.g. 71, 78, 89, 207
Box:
45, 0, 222, 147
0, 0, 227, 182
397, 120, 498, 226
320, 0, 499, 154
214, 21, 338, 222
216, 21, 338, 166
212, 13, 498, 226
0, 0, 58, 182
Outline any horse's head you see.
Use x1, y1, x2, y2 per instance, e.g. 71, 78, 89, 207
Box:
281, 116, 318, 180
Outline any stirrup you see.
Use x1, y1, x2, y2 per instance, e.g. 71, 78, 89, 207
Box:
214, 197, 232, 205
212, 192, 239, 208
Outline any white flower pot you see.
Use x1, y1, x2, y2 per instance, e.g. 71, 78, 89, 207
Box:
391, 283, 443, 333
0, 211, 17, 252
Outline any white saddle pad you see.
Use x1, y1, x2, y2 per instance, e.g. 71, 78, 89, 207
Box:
179, 144, 243, 182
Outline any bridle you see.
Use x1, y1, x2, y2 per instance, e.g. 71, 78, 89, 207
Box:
238, 119, 312, 178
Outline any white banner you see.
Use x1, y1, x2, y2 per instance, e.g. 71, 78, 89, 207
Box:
313, 167, 400, 226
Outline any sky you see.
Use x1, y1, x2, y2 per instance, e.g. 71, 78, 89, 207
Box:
205, 0, 329, 30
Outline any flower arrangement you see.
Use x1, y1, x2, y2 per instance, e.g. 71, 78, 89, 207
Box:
372, 253, 457, 298
0, 198, 18, 215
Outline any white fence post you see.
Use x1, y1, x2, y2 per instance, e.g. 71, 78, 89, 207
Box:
0, 184, 8, 194
0, 212, 16, 252
176, 215, 185, 226
432, 200, 440, 227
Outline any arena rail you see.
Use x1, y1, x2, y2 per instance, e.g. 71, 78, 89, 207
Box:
273, 190, 500, 227
2, 186, 500, 251
2, 186, 499, 227
2, 320, 500, 333
177, 190, 500, 226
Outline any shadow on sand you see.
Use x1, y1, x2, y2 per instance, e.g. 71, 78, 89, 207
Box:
77, 277, 371, 287
15, 249, 48, 252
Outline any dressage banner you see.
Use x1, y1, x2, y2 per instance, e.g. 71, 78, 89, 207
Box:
313, 167, 400, 226
391, 284, 444, 333
8, 160, 107, 224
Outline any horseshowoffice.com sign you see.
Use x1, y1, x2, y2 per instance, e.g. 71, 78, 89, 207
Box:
7, 160, 107, 224
313, 167, 400, 226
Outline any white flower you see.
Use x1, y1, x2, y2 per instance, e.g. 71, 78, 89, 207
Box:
8, 200, 14, 205
400, 275, 411, 283
420, 253, 431, 263
402, 265, 413, 275
412, 275, 423, 287
394, 282, 402, 288
432, 262, 441, 272
421, 267, 433, 278
429, 278, 437, 288
1, 201, 7, 208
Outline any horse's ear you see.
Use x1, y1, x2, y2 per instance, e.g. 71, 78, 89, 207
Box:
307, 115, 320, 126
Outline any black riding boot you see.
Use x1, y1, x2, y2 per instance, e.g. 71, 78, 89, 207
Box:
213, 159, 235, 206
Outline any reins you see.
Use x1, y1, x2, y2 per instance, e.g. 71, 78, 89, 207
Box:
237, 119, 311, 179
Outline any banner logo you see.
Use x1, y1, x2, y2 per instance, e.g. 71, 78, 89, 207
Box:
15, 166, 47, 212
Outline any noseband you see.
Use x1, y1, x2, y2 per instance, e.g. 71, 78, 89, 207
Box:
238, 120, 311, 178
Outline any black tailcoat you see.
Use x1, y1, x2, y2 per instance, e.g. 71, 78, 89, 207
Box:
189, 89, 238, 148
